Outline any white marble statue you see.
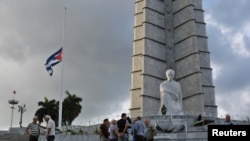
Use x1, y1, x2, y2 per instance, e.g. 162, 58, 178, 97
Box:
160, 69, 183, 115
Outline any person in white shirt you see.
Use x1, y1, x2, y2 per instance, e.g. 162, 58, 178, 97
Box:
41, 115, 56, 141
109, 119, 118, 141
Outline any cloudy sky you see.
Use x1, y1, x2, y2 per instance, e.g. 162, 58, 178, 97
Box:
0, 0, 250, 130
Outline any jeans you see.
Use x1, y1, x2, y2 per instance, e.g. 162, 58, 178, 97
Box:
46, 135, 55, 141
29, 135, 39, 141
100, 137, 110, 141
118, 133, 128, 141
134, 135, 144, 141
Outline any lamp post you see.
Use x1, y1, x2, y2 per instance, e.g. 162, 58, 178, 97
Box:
18, 104, 26, 127
8, 90, 19, 128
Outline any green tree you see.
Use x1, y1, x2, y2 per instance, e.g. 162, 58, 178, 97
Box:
35, 91, 82, 127
35, 97, 59, 125
62, 90, 82, 125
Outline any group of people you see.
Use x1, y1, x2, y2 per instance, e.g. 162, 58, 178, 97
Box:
25, 112, 234, 141
99, 113, 157, 141
26, 115, 56, 141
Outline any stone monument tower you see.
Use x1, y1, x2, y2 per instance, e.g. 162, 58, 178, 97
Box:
130, 0, 217, 118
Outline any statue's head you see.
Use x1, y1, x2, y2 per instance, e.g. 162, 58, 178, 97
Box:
166, 69, 175, 81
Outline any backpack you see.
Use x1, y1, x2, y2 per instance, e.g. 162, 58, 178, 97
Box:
152, 127, 157, 136
146, 126, 157, 138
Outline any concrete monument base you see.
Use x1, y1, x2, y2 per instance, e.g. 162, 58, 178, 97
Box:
142, 115, 249, 141
1, 116, 249, 141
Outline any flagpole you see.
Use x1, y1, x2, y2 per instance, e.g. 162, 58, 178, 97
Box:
58, 6, 67, 130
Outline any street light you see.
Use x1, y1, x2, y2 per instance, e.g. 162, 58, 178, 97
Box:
8, 90, 19, 128
18, 104, 27, 127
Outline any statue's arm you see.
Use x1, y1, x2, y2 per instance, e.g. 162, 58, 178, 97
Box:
178, 83, 183, 105
160, 83, 164, 93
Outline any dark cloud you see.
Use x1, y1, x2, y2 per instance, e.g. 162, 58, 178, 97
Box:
0, 0, 134, 129
204, 0, 250, 118
1, 0, 250, 130
214, 58, 250, 92
207, 26, 250, 92
205, 0, 250, 29
207, 26, 235, 64
243, 35, 250, 52
205, 1, 250, 90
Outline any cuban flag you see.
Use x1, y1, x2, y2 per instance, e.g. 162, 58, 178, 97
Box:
44, 47, 63, 76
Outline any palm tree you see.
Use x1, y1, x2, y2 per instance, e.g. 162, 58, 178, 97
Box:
62, 90, 82, 126
35, 91, 82, 127
35, 97, 59, 125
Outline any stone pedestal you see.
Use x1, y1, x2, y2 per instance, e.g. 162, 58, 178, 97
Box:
138, 115, 249, 141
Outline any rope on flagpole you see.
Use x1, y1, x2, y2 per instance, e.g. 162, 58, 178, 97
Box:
61, 7, 67, 47
58, 6, 67, 130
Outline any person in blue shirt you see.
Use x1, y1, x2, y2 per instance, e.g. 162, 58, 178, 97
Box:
223, 114, 233, 125
130, 119, 136, 141
133, 116, 145, 141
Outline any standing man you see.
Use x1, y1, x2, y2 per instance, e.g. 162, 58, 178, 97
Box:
116, 113, 129, 141
41, 115, 56, 141
130, 118, 137, 141
26, 116, 40, 141
133, 116, 144, 141
144, 119, 157, 141
100, 118, 110, 141
223, 114, 234, 125
109, 119, 118, 141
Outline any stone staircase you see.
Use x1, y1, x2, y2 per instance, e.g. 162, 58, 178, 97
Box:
0, 133, 27, 141
153, 124, 208, 141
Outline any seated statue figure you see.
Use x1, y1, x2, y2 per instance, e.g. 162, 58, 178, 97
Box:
160, 69, 183, 115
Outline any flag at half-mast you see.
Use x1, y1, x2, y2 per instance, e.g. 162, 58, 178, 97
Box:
44, 47, 63, 76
